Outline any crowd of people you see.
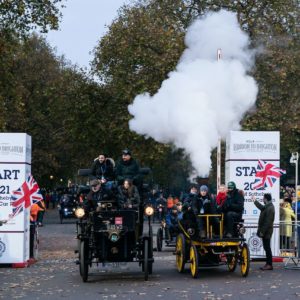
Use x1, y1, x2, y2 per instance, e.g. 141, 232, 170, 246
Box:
149, 181, 245, 240
29, 149, 299, 270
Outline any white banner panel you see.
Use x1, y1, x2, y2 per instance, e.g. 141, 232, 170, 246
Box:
0, 233, 28, 263
0, 133, 31, 163
225, 131, 281, 257
0, 133, 31, 264
225, 131, 279, 161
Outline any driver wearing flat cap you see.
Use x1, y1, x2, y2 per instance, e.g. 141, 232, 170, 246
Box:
85, 179, 114, 212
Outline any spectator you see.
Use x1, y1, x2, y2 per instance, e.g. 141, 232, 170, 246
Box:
295, 198, 300, 258
51, 191, 58, 209
254, 193, 275, 271
36, 199, 46, 227
45, 191, 51, 209
166, 195, 174, 212
280, 198, 295, 250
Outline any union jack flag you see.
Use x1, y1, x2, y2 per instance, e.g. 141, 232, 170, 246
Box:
10, 175, 43, 219
252, 160, 286, 190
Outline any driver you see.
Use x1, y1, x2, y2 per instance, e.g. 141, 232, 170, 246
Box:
84, 179, 114, 212
165, 205, 180, 240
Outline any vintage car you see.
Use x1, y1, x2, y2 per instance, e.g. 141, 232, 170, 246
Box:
175, 214, 250, 278
156, 219, 177, 252
75, 168, 154, 282
57, 193, 78, 224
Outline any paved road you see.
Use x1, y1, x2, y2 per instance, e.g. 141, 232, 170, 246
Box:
0, 209, 300, 300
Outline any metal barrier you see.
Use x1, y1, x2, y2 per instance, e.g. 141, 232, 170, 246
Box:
244, 221, 300, 269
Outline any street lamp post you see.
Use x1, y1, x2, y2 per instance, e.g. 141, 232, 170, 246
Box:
290, 152, 299, 258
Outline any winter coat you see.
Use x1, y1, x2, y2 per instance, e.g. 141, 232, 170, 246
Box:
280, 203, 295, 237
115, 158, 140, 185
222, 189, 244, 215
254, 200, 275, 239
91, 159, 115, 181
216, 192, 227, 206
117, 185, 140, 209
166, 212, 179, 227
85, 187, 114, 211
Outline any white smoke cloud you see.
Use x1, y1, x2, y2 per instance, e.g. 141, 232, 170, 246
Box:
128, 10, 258, 177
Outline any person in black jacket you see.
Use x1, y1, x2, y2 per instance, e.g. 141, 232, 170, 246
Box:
254, 193, 275, 270
84, 179, 115, 212
117, 179, 140, 209
90, 153, 115, 188
183, 185, 207, 238
115, 149, 141, 187
222, 181, 245, 238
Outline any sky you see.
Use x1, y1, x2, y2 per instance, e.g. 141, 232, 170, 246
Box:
46, 0, 129, 69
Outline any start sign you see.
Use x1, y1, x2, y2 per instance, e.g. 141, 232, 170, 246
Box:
0, 133, 31, 264
225, 131, 281, 257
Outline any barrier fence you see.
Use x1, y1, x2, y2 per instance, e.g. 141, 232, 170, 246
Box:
244, 221, 300, 269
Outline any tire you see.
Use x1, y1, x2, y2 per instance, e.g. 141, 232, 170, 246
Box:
143, 239, 149, 281
156, 228, 163, 252
176, 233, 186, 273
59, 212, 63, 224
190, 245, 199, 278
240, 243, 250, 277
80, 241, 89, 282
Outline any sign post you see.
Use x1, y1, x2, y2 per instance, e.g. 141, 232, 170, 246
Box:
0, 133, 31, 265
225, 131, 282, 257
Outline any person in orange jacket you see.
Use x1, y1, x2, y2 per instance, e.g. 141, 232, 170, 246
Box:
30, 203, 43, 222
167, 195, 174, 212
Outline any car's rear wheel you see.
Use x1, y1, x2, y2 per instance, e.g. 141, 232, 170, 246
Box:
176, 233, 186, 273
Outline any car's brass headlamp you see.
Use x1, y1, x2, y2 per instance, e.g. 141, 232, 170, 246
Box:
74, 207, 85, 218
144, 205, 154, 216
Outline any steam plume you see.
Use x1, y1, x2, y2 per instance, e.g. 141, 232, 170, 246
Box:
128, 10, 258, 176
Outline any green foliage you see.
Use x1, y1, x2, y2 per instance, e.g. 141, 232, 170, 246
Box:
0, 0, 64, 34
92, 0, 299, 188
0, 0, 298, 189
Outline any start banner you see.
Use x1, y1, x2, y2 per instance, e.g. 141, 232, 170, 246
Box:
225, 131, 281, 257
0, 133, 31, 263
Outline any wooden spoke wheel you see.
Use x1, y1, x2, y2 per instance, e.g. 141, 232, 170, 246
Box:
190, 245, 199, 278
240, 244, 250, 277
176, 233, 186, 273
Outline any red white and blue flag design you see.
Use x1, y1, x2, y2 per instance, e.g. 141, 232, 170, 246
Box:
252, 160, 286, 190
10, 175, 43, 218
